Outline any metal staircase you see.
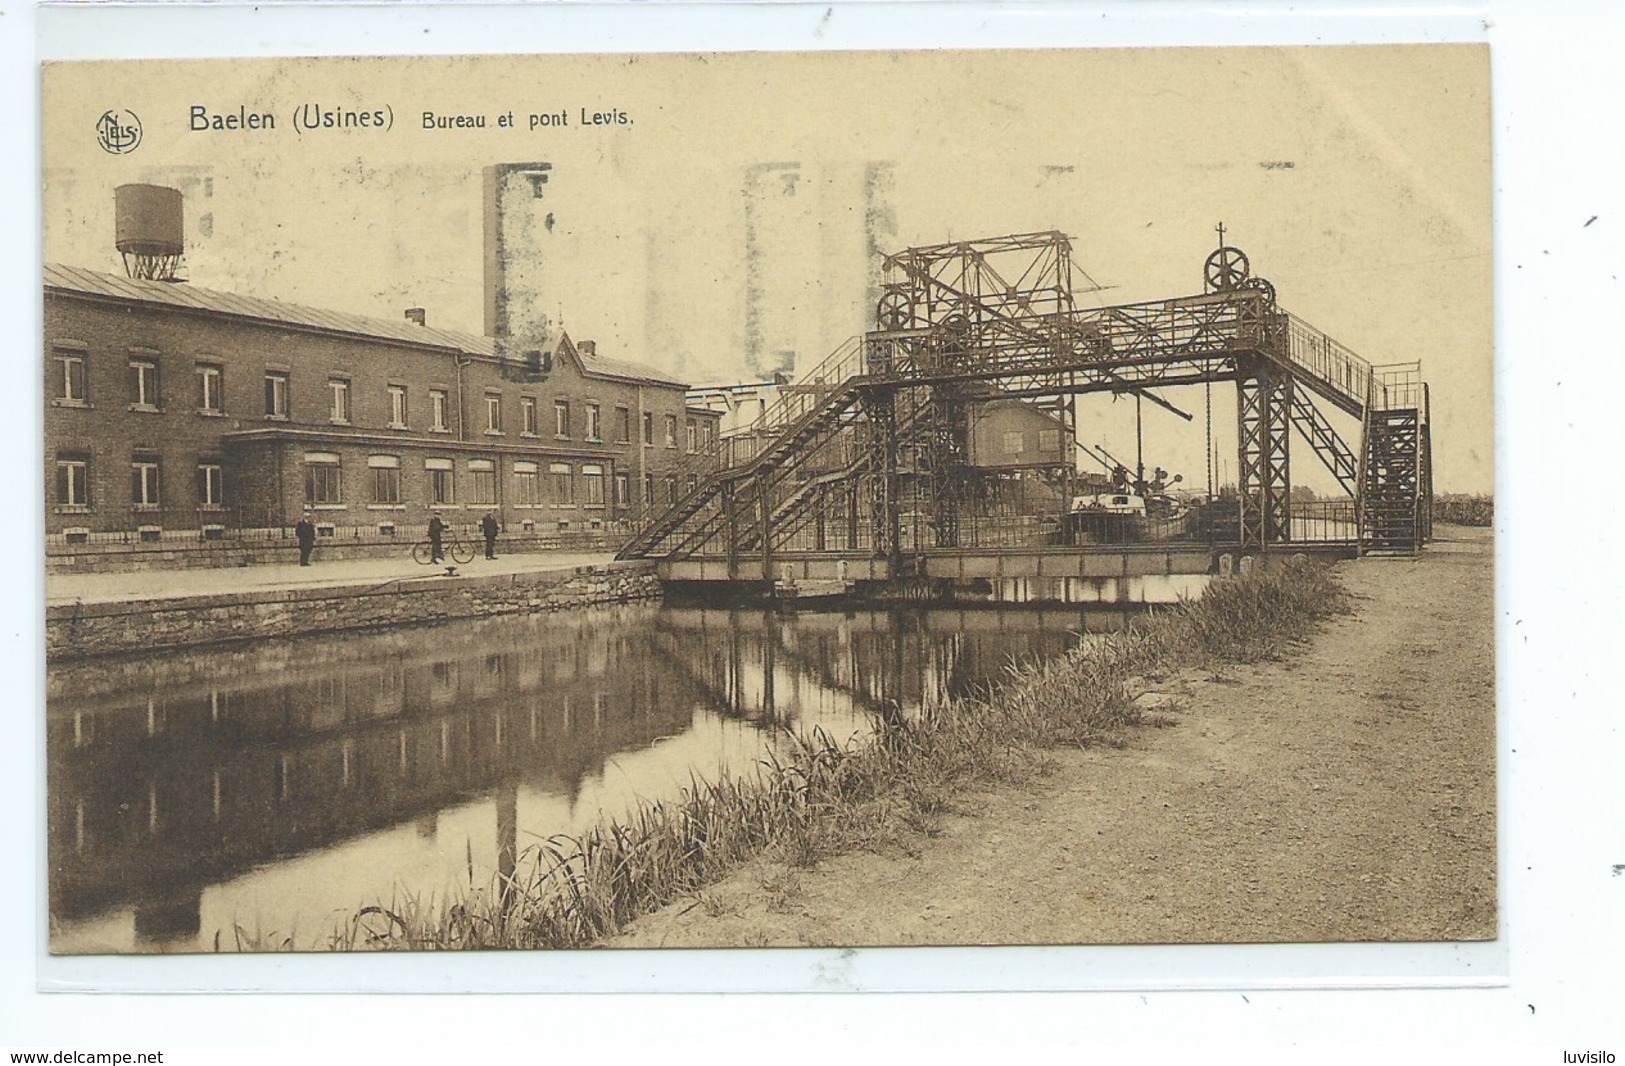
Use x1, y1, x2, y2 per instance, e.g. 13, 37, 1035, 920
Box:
1357, 364, 1430, 555
1272, 315, 1433, 556
617, 337, 872, 560
1289, 389, 1360, 497
637, 375, 937, 562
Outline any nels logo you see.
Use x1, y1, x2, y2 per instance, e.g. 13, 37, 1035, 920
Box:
96, 109, 143, 154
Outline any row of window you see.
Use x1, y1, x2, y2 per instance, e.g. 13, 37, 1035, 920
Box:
55, 455, 223, 510
51, 348, 714, 449
52, 452, 701, 512
305, 453, 615, 509
999, 429, 1065, 455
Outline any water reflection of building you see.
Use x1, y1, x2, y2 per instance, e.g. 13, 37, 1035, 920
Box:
46, 605, 697, 931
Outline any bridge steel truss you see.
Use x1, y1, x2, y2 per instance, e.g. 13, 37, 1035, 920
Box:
1236, 358, 1293, 548
618, 233, 1432, 568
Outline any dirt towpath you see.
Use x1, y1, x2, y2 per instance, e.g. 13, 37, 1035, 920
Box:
612, 527, 1496, 947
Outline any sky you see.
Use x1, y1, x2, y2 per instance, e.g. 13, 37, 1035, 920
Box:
42, 45, 1492, 494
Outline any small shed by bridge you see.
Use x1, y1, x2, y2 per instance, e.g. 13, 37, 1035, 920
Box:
966, 400, 1071, 470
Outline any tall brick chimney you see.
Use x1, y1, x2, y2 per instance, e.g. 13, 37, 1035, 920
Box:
482, 162, 554, 342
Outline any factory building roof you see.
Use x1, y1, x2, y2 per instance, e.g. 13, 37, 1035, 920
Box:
43, 262, 686, 388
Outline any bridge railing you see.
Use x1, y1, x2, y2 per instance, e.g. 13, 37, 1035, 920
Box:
1290, 498, 1359, 544
1090, 293, 1256, 361
1372, 361, 1427, 415
719, 497, 1365, 557
1280, 313, 1375, 412
858, 290, 1259, 384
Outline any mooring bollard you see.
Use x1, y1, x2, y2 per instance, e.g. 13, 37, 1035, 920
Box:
1218, 553, 1234, 577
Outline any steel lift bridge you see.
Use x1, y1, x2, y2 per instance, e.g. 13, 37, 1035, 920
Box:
619, 230, 1433, 585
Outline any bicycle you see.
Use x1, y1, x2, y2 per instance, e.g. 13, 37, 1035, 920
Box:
412, 534, 475, 566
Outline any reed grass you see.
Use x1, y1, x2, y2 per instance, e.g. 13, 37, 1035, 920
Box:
314, 556, 1347, 951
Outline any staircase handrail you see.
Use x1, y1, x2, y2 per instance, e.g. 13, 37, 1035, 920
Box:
724, 335, 867, 446
735, 386, 935, 552
1372, 361, 1427, 415
1354, 373, 1375, 549
621, 337, 871, 550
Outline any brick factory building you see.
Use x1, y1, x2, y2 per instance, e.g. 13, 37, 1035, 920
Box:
44, 262, 718, 567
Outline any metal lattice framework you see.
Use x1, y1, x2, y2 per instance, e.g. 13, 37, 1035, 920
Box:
1236, 359, 1293, 547
619, 229, 1433, 567
877, 231, 1077, 330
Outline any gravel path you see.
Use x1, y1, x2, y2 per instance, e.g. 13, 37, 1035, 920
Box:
612, 527, 1496, 947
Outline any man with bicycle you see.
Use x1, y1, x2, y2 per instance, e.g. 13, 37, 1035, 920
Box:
427, 514, 446, 564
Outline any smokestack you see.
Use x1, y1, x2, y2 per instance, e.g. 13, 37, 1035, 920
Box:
482, 161, 553, 340
404, 308, 426, 326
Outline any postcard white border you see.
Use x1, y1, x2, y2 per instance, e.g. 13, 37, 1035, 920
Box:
5, 0, 1622, 1051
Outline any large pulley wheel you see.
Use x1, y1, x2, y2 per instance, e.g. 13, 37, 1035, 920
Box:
1255, 278, 1283, 344
1205, 245, 1251, 291
876, 290, 915, 330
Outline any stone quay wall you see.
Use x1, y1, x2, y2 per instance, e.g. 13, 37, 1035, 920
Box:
47, 562, 660, 661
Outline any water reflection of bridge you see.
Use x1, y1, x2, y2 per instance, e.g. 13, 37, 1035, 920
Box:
47, 603, 1128, 946
650, 606, 1128, 723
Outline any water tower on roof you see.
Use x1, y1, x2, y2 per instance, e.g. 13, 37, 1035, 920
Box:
115, 183, 184, 281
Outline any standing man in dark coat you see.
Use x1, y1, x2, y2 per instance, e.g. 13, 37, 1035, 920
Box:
480, 511, 500, 560
295, 510, 316, 566
428, 514, 446, 564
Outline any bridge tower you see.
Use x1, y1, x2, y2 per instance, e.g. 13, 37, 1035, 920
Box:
1206, 230, 1293, 550
874, 232, 1080, 549
1235, 361, 1293, 548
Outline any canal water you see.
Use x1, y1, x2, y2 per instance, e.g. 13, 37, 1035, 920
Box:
47, 584, 1202, 953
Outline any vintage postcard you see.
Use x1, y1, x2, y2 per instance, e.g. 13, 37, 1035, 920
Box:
41, 46, 1494, 957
